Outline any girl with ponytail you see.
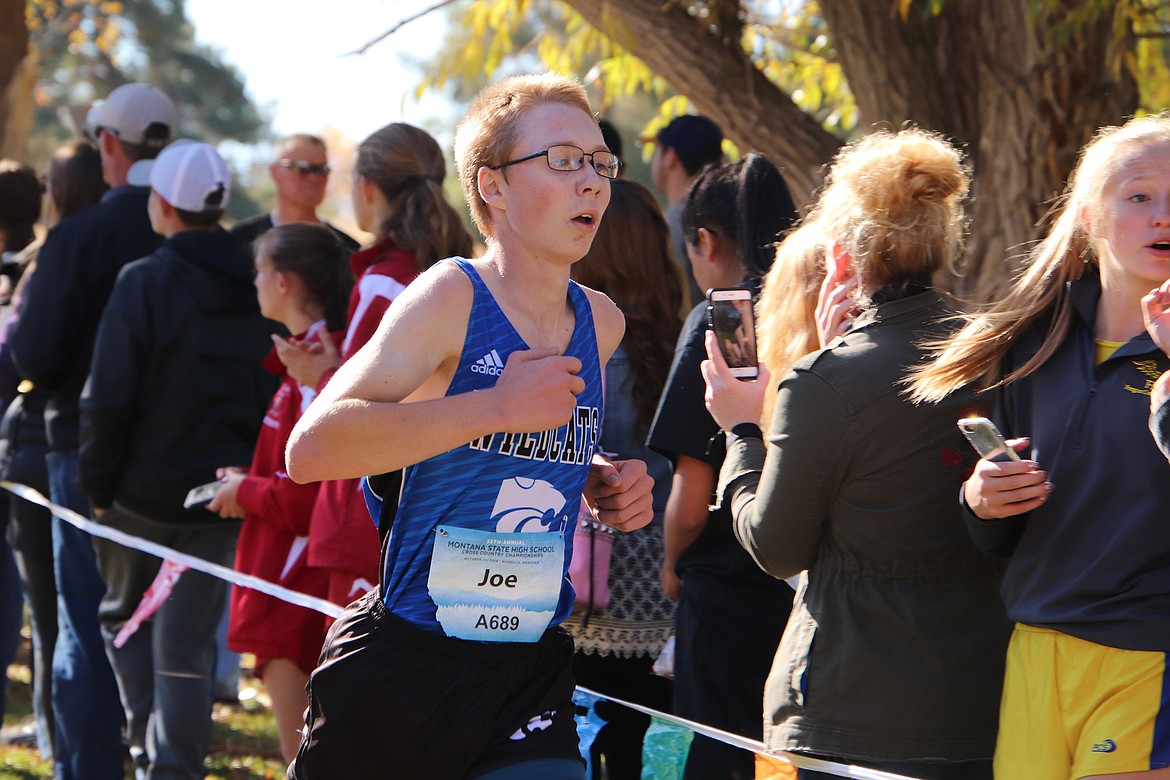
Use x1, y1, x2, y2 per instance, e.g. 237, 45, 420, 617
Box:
646, 152, 799, 780
911, 116, 1170, 780
276, 123, 476, 628
209, 223, 353, 765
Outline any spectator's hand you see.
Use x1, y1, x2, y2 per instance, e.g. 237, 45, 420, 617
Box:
815, 271, 860, 348
659, 562, 681, 601
207, 471, 246, 519
963, 438, 1051, 519
1142, 280, 1170, 356
491, 347, 585, 433
1141, 282, 1170, 409
1154, 373, 1170, 411
720, 336, 745, 366
701, 330, 769, 432
585, 457, 653, 532
273, 333, 341, 390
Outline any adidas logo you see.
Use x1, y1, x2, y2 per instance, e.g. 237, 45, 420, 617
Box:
471, 349, 505, 376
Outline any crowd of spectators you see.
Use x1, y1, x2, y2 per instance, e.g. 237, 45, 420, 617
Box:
0, 75, 1167, 780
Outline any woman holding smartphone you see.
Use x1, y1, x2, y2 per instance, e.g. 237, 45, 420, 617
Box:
703, 128, 1011, 779
647, 152, 798, 780
911, 116, 1170, 779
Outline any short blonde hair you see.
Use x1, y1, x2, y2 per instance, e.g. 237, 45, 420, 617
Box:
454, 73, 594, 237
274, 133, 326, 158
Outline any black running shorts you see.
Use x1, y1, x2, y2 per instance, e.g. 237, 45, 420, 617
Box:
288, 588, 583, 779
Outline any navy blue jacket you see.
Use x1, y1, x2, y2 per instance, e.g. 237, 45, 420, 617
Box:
971, 274, 1170, 652
9, 186, 162, 452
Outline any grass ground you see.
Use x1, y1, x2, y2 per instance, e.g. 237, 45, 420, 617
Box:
0, 623, 286, 779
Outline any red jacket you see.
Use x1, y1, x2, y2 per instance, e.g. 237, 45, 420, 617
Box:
229, 325, 343, 659
307, 240, 421, 577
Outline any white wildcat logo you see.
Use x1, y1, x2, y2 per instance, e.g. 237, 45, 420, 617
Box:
490, 477, 567, 533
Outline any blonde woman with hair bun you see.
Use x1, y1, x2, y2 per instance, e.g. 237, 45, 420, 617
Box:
703, 127, 1011, 779
911, 115, 1170, 780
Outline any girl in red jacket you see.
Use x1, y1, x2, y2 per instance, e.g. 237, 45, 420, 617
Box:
272, 123, 474, 619
208, 223, 352, 764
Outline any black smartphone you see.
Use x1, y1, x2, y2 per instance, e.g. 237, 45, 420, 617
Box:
957, 417, 1021, 462
707, 287, 759, 380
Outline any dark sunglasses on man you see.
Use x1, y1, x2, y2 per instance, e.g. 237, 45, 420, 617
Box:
276, 158, 331, 178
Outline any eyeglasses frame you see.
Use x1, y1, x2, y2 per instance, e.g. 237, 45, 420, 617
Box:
490, 145, 621, 180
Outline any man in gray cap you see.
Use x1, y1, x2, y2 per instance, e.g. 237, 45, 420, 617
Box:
644, 114, 724, 307
10, 82, 176, 780
81, 141, 271, 780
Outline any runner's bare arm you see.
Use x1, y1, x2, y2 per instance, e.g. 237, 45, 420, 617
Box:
286, 263, 587, 483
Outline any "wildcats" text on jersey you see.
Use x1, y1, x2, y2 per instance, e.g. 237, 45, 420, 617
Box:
468, 405, 600, 465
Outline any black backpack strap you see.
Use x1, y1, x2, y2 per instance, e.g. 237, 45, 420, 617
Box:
365, 470, 403, 544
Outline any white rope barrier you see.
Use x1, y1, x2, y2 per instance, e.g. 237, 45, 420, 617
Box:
2, 481, 922, 779
0, 481, 343, 619
577, 687, 920, 780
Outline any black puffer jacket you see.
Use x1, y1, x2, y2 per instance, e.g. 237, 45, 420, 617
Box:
80, 227, 275, 523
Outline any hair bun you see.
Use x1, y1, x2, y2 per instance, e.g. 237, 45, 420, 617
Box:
852, 134, 967, 218
812, 127, 969, 283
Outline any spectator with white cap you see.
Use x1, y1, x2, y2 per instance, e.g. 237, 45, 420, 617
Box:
9, 81, 177, 780
78, 139, 272, 780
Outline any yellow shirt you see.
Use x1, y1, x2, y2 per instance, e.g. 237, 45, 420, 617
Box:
1095, 338, 1126, 366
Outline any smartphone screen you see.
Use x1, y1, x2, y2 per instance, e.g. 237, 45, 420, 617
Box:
707, 288, 759, 380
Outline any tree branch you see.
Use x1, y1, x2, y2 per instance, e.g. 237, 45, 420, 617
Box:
345, 0, 463, 57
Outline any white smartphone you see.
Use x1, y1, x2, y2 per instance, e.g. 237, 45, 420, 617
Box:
707, 287, 759, 380
957, 417, 1021, 462
183, 480, 222, 509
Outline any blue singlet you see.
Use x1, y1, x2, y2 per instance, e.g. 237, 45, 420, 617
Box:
380, 258, 603, 641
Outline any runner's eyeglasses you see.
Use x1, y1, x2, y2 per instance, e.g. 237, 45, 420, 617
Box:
490, 145, 621, 180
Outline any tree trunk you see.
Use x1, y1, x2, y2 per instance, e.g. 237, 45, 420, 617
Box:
0, 0, 31, 160
821, 0, 1137, 297
565, 0, 1138, 298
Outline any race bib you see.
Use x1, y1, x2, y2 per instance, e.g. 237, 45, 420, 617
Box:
428, 525, 565, 642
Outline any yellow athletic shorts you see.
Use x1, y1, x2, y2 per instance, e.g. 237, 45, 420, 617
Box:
994, 624, 1170, 780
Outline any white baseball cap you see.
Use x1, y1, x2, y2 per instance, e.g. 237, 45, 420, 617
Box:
85, 83, 177, 148
128, 141, 231, 213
